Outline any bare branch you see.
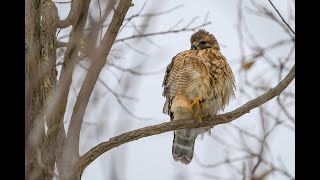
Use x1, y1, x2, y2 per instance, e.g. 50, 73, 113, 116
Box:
120, 3, 182, 30
184, 16, 200, 29
251, 168, 273, 180
211, 133, 254, 154
78, 64, 295, 174
263, 109, 295, 131
54, 1, 71, 4
229, 124, 263, 143
245, 3, 294, 40
107, 61, 165, 76
267, 0, 295, 35
77, 63, 138, 101
62, 0, 133, 176
97, 0, 103, 43
115, 22, 211, 42
121, 40, 149, 56
57, 41, 68, 48
277, 97, 294, 122
57, 0, 84, 28
194, 154, 257, 169
137, 4, 183, 17
261, 158, 294, 179
89, 3, 183, 32
47, 0, 92, 176
168, 18, 184, 31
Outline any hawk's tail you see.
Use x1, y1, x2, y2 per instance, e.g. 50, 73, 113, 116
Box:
172, 131, 196, 165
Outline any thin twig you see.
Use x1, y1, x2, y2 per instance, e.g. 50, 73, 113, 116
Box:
54, 1, 72, 4
211, 134, 253, 154
195, 154, 257, 169
107, 61, 165, 76
115, 22, 211, 42
267, 0, 295, 35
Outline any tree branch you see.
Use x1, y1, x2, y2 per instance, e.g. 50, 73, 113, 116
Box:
78, 64, 295, 174
267, 0, 295, 35
62, 0, 133, 176
115, 22, 211, 42
57, 0, 84, 28
47, 1, 91, 177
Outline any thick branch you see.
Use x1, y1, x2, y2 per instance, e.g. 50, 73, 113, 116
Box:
62, 0, 133, 177
57, 0, 81, 28
78, 64, 295, 174
49, 0, 91, 177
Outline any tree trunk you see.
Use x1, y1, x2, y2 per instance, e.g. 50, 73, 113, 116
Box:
25, 0, 58, 179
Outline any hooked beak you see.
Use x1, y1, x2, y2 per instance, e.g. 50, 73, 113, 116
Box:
191, 42, 198, 50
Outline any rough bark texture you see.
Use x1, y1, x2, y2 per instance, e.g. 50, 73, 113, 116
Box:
25, 0, 58, 179
25, 1, 44, 179
38, 1, 59, 179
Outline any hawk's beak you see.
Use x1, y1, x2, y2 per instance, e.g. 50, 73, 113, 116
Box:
191, 42, 198, 50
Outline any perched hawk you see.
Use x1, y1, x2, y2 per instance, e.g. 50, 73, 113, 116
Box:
162, 29, 236, 164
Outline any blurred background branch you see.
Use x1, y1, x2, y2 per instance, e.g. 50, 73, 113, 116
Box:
25, 0, 294, 179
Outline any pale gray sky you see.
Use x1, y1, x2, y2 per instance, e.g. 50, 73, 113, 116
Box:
55, 0, 295, 179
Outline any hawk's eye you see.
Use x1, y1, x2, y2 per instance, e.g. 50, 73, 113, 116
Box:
200, 41, 207, 45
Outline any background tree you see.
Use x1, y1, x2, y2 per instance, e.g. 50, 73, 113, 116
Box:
25, 0, 294, 179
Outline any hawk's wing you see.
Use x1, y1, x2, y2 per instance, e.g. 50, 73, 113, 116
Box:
162, 54, 177, 120
162, 50, 207, 120
162, 51, 187, 120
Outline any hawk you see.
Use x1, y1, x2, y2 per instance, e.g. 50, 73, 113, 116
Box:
162, 29, 236, 164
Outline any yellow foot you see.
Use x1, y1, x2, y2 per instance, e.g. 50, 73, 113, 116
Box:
196, 116, 202, 123
191, 97, 202, 108
191, 115, 202, 124
191, 97, 203, 123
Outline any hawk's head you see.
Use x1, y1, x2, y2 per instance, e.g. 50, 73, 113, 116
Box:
190, 29, 220, 50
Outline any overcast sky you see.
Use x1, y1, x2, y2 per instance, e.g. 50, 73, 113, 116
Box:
55, 0, 295, 179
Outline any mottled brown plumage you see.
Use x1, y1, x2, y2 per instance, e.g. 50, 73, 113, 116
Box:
162, 29, 236, 164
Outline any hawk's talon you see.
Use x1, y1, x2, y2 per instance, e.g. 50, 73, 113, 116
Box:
191, 115, 203, 124
191, 97, 203, 124
191, 97, 203, 108
197, 116, 202, 124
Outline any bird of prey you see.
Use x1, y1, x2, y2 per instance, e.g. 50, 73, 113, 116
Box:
162, 29, 236, 164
